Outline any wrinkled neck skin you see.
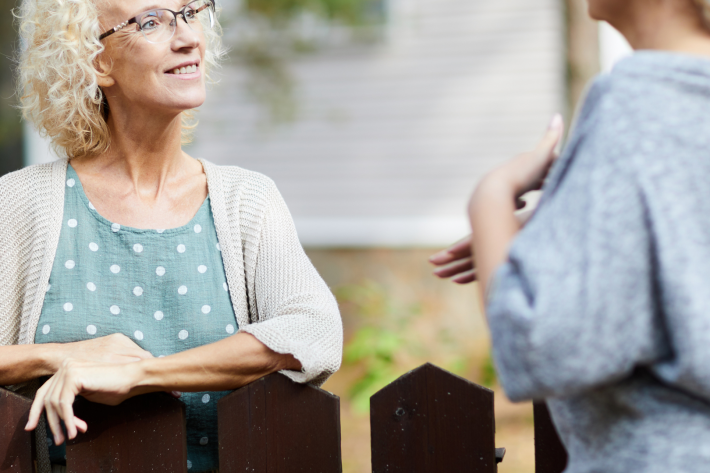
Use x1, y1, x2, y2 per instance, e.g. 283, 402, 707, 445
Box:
96, 99, 193, 193
592, 0, 710, 57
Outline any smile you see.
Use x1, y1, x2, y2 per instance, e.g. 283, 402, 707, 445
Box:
168, 65, 198, 75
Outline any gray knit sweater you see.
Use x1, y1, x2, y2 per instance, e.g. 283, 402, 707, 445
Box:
487, 51, 710, 472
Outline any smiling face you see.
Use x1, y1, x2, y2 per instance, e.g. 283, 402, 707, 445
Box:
97, 0, 208, 119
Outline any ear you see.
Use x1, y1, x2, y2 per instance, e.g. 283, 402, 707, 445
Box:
95, 53, 116, 88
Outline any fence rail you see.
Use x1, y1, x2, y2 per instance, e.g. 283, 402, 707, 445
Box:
0, 364, 567, 473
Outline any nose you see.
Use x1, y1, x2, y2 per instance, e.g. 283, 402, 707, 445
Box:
171, 16, 201, 50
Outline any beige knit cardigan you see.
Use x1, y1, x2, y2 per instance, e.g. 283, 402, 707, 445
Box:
0, 158, 343, 471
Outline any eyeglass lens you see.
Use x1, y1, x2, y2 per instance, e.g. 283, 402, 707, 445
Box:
138, 0, 213, 44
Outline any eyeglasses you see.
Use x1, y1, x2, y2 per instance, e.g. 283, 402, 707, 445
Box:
99, 0, 215, 43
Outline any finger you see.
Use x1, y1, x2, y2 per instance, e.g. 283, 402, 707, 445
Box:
452, 268, 477, 284
58, 382, 78, 440
535, 113, 564, 156
45, 377, 66, 445
45, 395, 64, 445
25, 381, 51, 431
433, 257, 474, 279
429, 234, 473, 265
75, 417, 88, 433
169, 391, 182, 398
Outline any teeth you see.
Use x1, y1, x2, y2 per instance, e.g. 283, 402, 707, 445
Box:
170, 65, 198, 74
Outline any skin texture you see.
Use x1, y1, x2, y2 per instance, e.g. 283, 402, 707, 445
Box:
2, 0, 301, 446
430, 0, 710, 306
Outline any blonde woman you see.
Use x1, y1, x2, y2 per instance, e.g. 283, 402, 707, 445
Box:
0, 1, 342, 471
432, 0, 710, 471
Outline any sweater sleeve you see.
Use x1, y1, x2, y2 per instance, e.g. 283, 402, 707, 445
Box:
239, 181, 343, 387
486, 125, 670, 402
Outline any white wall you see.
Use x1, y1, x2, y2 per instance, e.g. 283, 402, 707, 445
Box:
24, 0, 566, 247
188, 0, 566, 247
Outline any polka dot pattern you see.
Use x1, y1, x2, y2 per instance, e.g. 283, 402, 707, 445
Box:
226, 324, 235, 334
66, 178, 75, 187
38, 172, 235, 471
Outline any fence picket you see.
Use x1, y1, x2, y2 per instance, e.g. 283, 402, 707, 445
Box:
533, 402, 568, 473
370, 363, 499, 473
218, 373, 342, 473
66, 393, 187, 473
0, 388, 34, 473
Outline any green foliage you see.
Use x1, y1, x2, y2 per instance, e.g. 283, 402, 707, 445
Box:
221, 0, 386, 126
243, 0, 385, 26
480, 351, 497, 388
337, 280, 422, 413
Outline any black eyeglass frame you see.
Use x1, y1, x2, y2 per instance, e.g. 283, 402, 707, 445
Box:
99, 0, 215, 41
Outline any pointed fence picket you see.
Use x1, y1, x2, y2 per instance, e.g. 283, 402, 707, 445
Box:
0, 365, 567, 472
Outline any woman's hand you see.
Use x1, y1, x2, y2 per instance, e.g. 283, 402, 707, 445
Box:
60, 333, 154, 366
25, 360, 141, 446
429, 235, 477, 284
468, 114, 564, 301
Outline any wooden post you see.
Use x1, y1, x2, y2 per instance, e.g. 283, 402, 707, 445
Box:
218, 373, 342, 473
533, 402, 568, 473
66, 393, 187, 473
370, 363, 498, 473
0, 388, 34, 473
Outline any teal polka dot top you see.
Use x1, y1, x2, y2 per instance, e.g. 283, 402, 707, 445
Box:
35, 164, 237, 473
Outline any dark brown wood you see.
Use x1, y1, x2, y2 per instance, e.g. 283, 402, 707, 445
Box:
534, 402, 568, 473
218, 373, 342, 473
0, 388, 34, 473
370, 363, 496, 473
66, 393, 187, 473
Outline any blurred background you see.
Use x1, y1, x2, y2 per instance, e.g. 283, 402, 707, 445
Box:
1, 0, 632, 471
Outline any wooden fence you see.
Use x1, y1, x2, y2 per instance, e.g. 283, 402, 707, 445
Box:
0, 363, 567, 473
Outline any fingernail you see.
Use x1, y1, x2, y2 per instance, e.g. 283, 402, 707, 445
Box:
548, 113, 563, 131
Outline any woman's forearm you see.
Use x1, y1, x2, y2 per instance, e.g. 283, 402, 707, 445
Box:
469, 176, 522, 306
128, 333, 302, 395
0, 344, 62, 386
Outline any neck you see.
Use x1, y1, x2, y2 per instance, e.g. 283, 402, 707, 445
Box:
612, 1, 710, 56
75, 101, 199, 200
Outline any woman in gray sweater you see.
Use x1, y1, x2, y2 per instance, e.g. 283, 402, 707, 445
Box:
432, 0, 710, 471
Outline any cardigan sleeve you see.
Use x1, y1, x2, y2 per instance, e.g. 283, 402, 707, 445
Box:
239, 181, 343, 387
486, 125, 670, 402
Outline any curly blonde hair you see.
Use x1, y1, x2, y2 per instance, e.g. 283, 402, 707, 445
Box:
16, 0, 225, 159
